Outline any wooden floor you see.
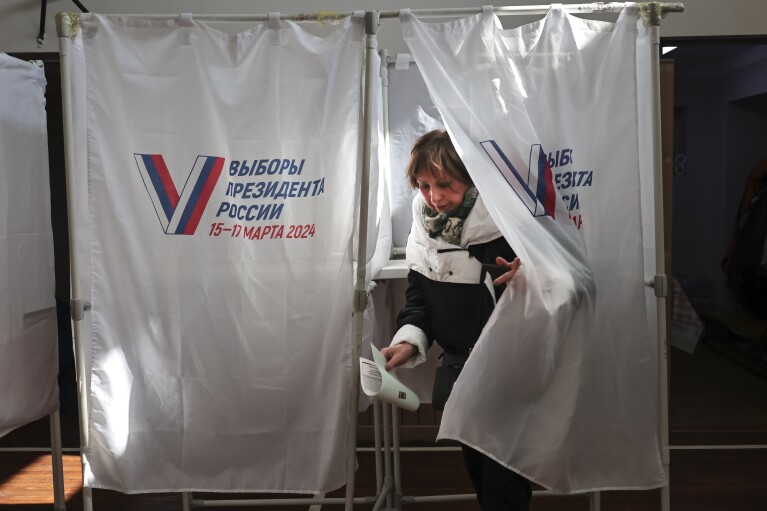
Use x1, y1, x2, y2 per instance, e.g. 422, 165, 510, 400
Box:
2, 343, 767, 510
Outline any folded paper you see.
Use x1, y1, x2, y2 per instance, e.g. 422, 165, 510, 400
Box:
360, 347, 420, 411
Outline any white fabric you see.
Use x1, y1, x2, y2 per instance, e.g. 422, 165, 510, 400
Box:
355, 49, 392, 283
402, 5, 666, 493
386, 60, 444, 248
73, 13, 364, 493
370, 51, 393, 279
0, 54, 58, 437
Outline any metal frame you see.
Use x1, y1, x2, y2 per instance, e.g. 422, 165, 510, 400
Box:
57, 21, 93, 510
56, 9, 376, 511
55, 3, 682, 510
374, 4, 682, 511
646, 5, 672, 510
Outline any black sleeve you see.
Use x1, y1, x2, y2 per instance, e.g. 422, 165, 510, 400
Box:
469, 236, 517, 302
468, 236, 516, 265
395, 270, 434, 349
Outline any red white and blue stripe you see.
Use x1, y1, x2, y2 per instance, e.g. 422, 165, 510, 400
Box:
479, 140, 556, 219
134, 154, 225, 234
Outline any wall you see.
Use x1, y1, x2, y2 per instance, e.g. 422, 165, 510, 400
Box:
672, 46, 767, 305
672, 72, 725, 302
1, 0, 766, 55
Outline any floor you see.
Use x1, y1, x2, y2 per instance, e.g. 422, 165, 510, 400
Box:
2, 340, 767, 510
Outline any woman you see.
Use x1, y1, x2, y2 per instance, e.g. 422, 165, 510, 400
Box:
381, 130, 531, 510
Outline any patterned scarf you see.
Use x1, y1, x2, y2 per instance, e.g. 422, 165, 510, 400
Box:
420, 187, 478, 246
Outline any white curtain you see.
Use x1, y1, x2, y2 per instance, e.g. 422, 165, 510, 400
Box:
359, 49, 392, 411
0, 54, 58, 438
359, 50, 392, 282
386, 58, 444, 249
70, 13, 365, 493
402, 5, 666, 493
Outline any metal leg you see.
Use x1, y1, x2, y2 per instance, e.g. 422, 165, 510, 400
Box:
391, 406, 402, 510
590, 490, 601, 511
50, 411, 67, 510
373, 399, 383, 495
82, 486, 93, 511
382, 403, 393, 509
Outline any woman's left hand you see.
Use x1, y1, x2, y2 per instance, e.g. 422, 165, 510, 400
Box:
493, 256, 521, 286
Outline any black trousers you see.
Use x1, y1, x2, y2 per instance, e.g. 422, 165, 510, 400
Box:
461, 444, 532, 511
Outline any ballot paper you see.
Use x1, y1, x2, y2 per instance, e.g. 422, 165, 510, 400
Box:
360, 347, 420, 411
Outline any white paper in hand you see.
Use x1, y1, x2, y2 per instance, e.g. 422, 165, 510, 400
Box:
360, 347, 420, 411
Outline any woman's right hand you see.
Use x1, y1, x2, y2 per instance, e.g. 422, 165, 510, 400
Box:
380, 343, 417, 371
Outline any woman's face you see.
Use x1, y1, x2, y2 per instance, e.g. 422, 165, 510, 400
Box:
416, 169, 470, 213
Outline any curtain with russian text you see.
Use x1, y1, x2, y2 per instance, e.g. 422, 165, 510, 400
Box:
402, 5, 666, 493
71, 13, 365, 493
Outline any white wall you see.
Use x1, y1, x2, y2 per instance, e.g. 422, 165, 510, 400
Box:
1, 0, 766, 55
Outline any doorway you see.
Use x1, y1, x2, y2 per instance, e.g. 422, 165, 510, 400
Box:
662, 40, 767, 447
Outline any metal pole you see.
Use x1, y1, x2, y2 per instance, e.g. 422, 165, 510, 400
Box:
92, 3, 686, 23
372, 47, 390, 505
195, 496, 379, 507
50, 411, 67, 510
102, 12, 357, 22
382, 403, 393, 509
373, 400, 383, 495
590, 490, 601, 511
345, 11, 379, 511
371, 478, 394, 511
56, 13, 93, 511
405, 489, 557, 504
391, 406, 402, 510
182, 492, 193, 510
378, 2, 685, 19
380, 46, 400, 502
644, 3, 671, 511
379, 48, 393, 260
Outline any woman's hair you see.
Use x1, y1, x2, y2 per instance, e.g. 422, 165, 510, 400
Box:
406, 130, 472, 189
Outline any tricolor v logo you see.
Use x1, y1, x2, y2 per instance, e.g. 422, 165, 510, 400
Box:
480, 140, 556, 219
135, 154, 225, 235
